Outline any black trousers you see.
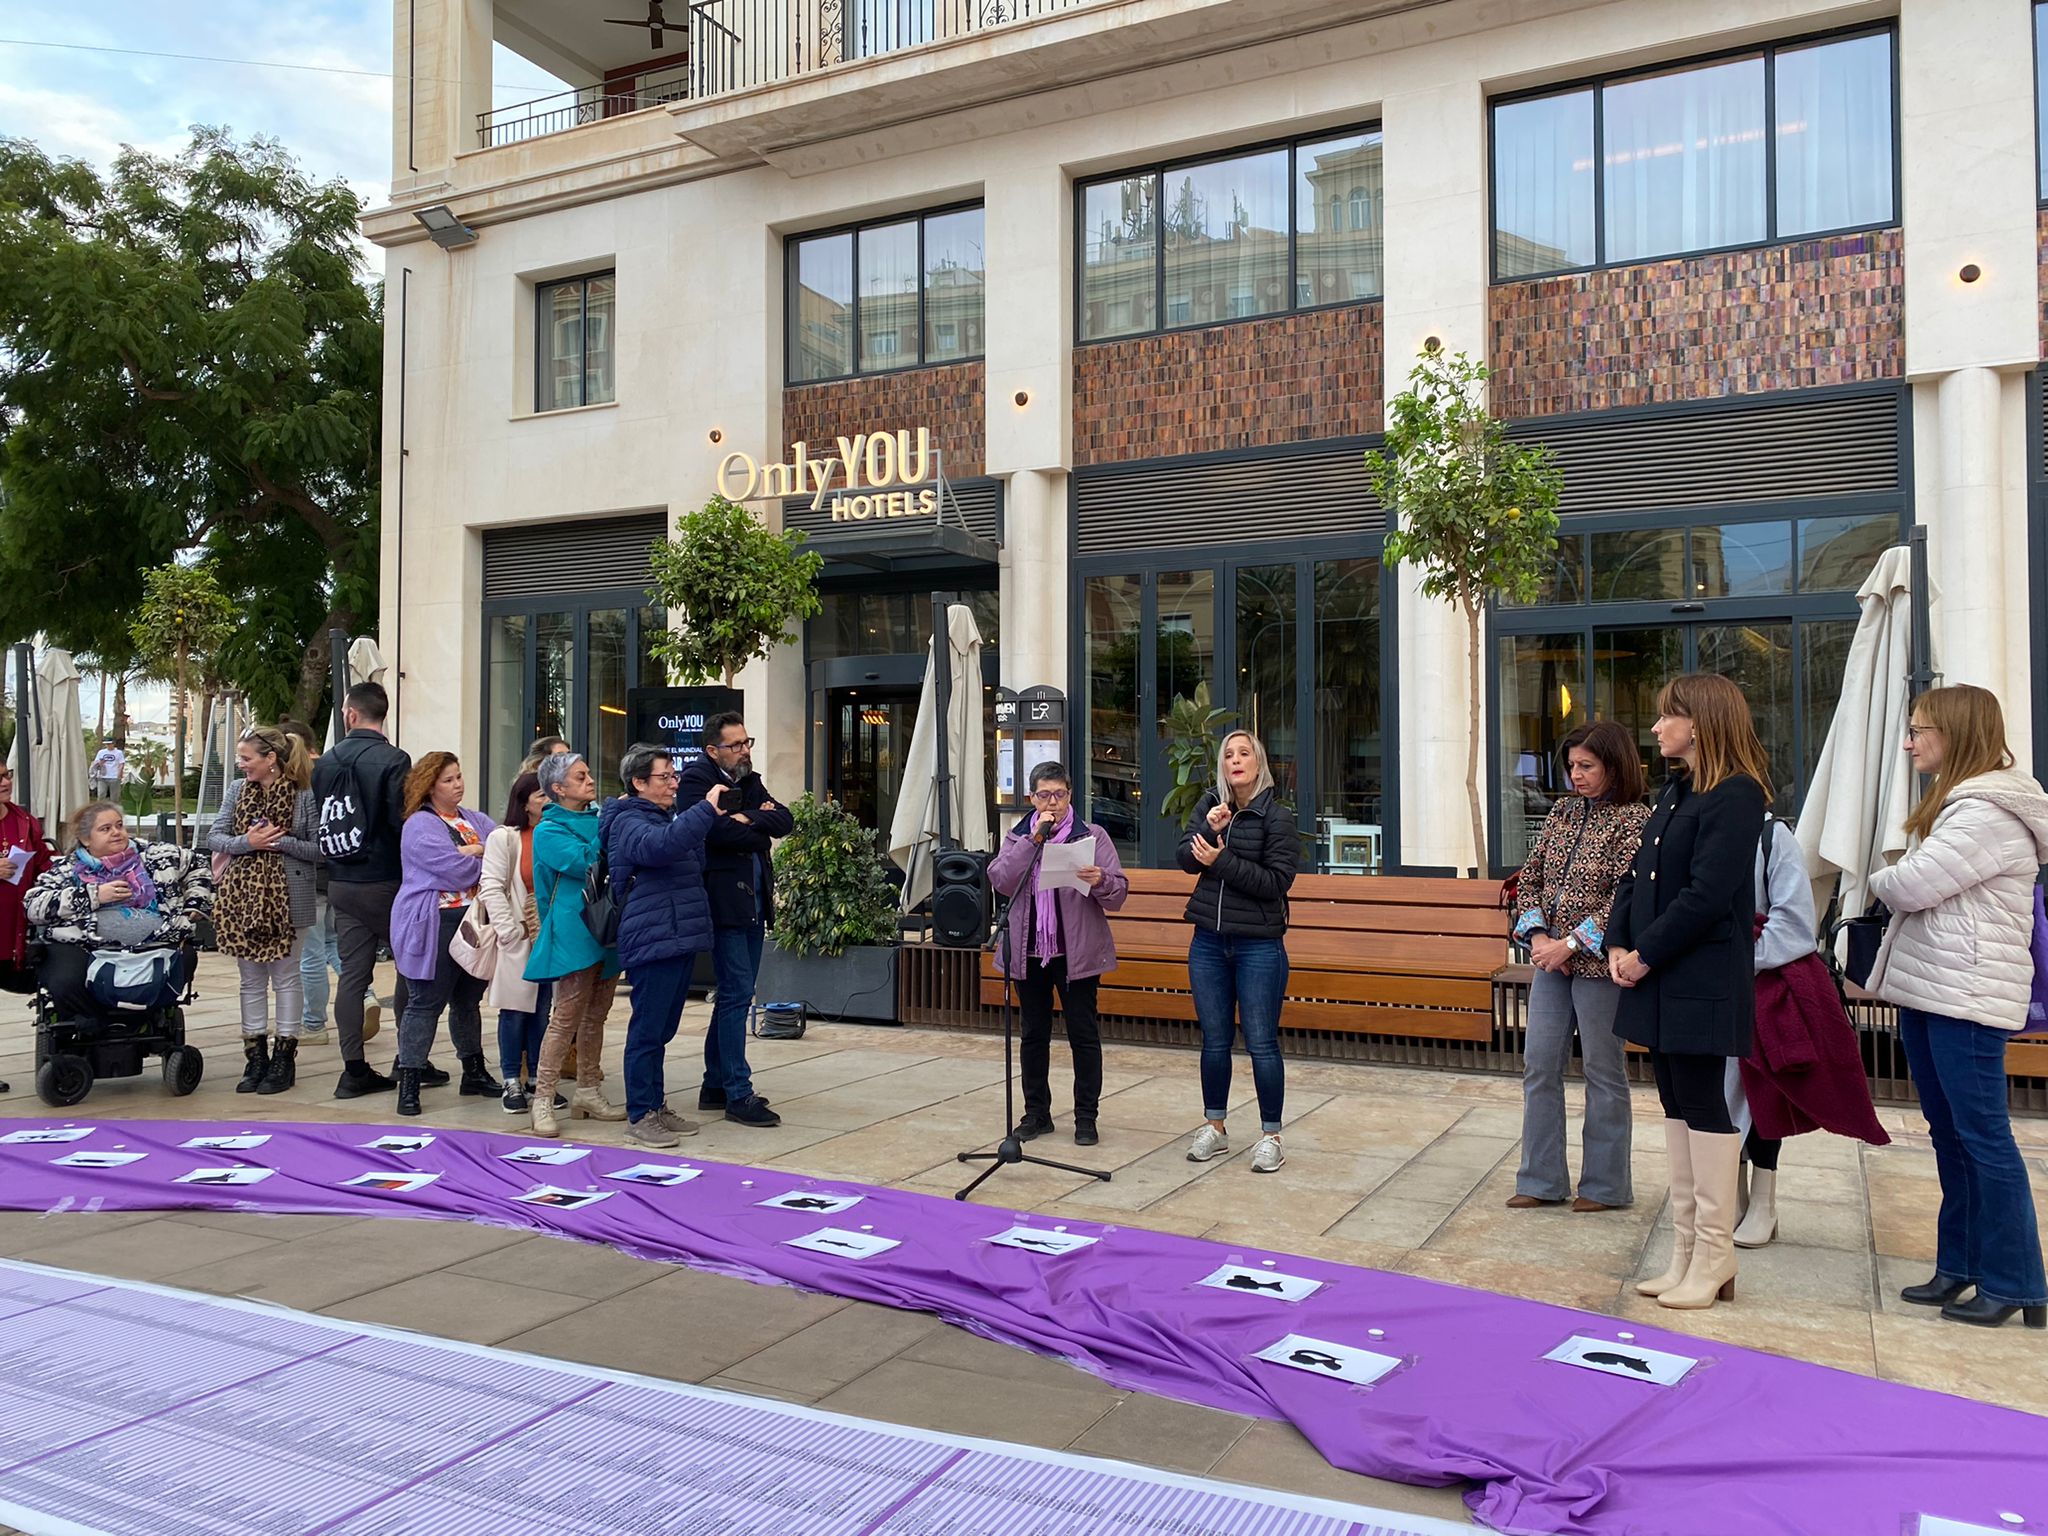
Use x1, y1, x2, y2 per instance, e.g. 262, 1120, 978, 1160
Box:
1650, 1048, 1736, 1134
1015, 957, 1103, 1121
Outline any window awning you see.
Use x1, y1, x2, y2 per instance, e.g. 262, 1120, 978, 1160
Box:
807, 522, 1000, 577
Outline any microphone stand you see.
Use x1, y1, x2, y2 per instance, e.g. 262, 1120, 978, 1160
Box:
955, 828, 1114, 1201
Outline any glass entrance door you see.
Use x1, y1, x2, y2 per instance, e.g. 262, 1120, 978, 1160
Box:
826, 687, 919, 838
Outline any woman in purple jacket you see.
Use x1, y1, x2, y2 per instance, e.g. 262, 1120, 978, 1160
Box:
987, 761, 1129, 1147
390, 751, 500, 1117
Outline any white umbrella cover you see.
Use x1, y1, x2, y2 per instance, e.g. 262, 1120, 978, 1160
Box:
1795, 545, 1916, 927
328, 637, 389, 747
6, 648, 90, 834
888, 607, 990, 911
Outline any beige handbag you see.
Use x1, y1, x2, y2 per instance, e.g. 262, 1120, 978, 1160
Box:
449, 899, 499, 979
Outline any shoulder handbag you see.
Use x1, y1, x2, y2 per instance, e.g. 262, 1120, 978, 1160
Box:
449, 899, 498, 979
1827, 898, 1890, 989
580, 849, 622, 949
2020, 884, 2048, 1038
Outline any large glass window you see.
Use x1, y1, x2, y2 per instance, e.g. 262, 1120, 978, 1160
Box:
587, 608, 628, 798
482, 601, 663, 814
1314, 559, 1384, 871
1084, 576, 1143, 865
1236, 565, 1299, 802
486, 615, 528, 813
1492, 28, 1895, 277
536, 272, 615, 411
786, 206, 984, 382
1497, 632, 1586, 871
1080, 126, 1382, 344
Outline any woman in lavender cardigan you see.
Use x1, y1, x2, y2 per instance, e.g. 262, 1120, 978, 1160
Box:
391, 751, 500, 1116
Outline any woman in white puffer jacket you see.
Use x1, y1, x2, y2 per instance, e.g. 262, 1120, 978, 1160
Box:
1868, 684, 2048, 1331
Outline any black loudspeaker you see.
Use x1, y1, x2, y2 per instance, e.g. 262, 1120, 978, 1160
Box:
930, 848, 991, 947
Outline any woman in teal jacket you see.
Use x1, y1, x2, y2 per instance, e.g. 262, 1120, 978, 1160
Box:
525, 752, 622, 1136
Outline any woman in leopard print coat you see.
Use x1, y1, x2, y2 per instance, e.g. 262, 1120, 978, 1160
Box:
1508, 721, 1650, 1213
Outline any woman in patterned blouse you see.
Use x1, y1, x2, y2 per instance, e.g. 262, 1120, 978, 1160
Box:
1509, 720, 1651, 1213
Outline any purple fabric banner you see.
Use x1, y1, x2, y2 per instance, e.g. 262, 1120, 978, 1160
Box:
0, 1117, 2040, 1536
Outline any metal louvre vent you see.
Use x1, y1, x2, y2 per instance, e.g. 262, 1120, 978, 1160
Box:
1073, 441, 1382, 555
783, 477, 1001, 544
1513, 390, 1901, 519
482, 513, 667, 600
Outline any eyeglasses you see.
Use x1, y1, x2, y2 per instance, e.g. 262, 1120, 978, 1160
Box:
712, 737, 755, 751
1905, 725, 1941, 741
1031, 789, 1072, 804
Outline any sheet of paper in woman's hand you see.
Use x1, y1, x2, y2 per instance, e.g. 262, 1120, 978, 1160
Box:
4, 845, 34, 885
1037, 837, 1096, 893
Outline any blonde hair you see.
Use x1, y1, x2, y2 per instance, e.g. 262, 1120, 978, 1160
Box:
241, 724, 312, 791
1657, 673, 1774, 806
1904, 684, 2015, 842
1215, 729, 1276, 808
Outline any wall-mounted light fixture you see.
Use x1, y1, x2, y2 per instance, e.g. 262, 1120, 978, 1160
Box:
1958, 263, 1982, 284
1013, 390, 1030, 407
708, 428, 723, 445
1423, 335, 1443, 355
413, 204, 478, 250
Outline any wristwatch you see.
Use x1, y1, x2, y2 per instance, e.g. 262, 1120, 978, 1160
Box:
1562, 933, 1582, 955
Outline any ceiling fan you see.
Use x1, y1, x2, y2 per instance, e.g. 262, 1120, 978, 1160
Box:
604, 0, 671, 48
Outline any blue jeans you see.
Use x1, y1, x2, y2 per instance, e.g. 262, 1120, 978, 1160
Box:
298, 902, 341, 1027
623, 954, 693, 1122
707, 923, 763, 1103
1898, 1008, 2048, 1308
1188, 927, 1287, 1134
498, 981, 553, 1084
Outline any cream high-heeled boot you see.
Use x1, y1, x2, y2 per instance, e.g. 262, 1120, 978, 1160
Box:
1635, 1120, 1696, 1297
1733, 1167, 1778, 1248
571, 1082, 626, 1122
1660, 1129, 1742, 1310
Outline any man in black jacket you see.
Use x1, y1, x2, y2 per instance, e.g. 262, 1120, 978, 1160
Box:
312, 682, 416, 1100
674, 712, 792, 1127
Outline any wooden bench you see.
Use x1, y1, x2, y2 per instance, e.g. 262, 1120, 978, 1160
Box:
979, 870, 1509, 1042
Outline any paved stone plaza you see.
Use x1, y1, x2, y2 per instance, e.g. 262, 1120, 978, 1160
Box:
0, 955, 2042, 1529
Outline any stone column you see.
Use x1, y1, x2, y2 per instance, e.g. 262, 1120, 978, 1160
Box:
1380, 79, 1489, 872
391, 0, 494, 197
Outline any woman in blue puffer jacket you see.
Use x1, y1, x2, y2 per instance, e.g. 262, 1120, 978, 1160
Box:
598, 741, 728, 1149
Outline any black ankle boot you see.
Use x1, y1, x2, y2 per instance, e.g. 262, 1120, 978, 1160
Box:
458, 1053, 502, 1097
1901, 1273, 1974, 1307
395, 1067, 422, 1117
236, 1037, 269, 1094
256, 1037, 298, 1095
1942, 1294, 2048, 1329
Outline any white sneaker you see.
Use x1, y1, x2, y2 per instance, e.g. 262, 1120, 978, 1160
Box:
1251, 1135, 1285, 1174
1186, 1124, 1230, 1163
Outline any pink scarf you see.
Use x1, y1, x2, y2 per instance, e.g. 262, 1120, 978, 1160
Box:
1032, 808, 1074, 962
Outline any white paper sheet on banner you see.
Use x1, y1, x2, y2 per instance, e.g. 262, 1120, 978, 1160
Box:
759, 1190, 863, 1214
50, 1151, 145, 1169
1255, 1333, 1404, 1386
786, 1227, 900, 1259
1037, 836, 1099, 893
501, 1145, 592, 1166
1917, 1517, 2032, 1536
340, 1170, 441, 1193
173, 1167, 273, 1187
986, 1226, 1099, 1256
361, 1134, 434, 1154
1199, 1263, 1324, 1303
605, 1163, 703, 1187
1545, 1334, 1699, 1387
0, 1257, 1474, 1536
1, 1127, 93, 1144
512, 1184, 613, 1210
181, 1134, 272, 1151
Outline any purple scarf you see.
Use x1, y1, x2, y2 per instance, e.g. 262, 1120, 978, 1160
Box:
75, 845, 158, 915
1033, 808, 1074, 962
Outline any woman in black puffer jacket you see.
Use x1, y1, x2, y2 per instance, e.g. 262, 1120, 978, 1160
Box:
1177, 730, 1298, 1174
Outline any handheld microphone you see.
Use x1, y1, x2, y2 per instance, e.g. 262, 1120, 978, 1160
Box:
1031, 816, 1051, 846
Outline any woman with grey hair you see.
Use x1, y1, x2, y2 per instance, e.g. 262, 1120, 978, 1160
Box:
1177, 729, 1298, 1174
524, 751, 624, 1136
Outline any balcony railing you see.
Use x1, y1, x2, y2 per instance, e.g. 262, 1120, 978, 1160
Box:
477, 65, 692, 149
687, 0, 1101, 98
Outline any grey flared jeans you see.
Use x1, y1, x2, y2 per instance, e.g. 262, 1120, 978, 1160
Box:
1516, 966, 1633, 1206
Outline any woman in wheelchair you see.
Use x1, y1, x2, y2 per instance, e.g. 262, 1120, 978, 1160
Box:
24, 803, 213, 1021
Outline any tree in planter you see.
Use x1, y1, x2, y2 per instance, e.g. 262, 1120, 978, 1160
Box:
1365, 346, 1562, 872
646, 495, 824, 686
130, 562, 233, 847
1159, 682, 1240, 825
771, 794, 898, 958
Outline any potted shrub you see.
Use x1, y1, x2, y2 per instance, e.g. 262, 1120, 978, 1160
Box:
758, 793, 901, 1023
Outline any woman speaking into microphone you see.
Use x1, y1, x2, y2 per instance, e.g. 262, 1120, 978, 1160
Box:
988, 761, 1129, 1148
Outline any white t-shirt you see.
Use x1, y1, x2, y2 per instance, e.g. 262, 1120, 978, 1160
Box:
91, 748, 125, 781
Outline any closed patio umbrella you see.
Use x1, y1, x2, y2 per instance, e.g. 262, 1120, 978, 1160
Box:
328, 636, 389, 747
1795, 545, 1916, 929
7, 648, 90, 834
889, 605, 989, 911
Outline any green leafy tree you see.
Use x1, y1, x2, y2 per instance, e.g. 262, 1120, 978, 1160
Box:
1159, 683, 1240, 824
130, 562, 233, 846
771, 794, 897, 957
1366, 346, 1563, 871
0, 128, 381, 722
646, 495, 824, 687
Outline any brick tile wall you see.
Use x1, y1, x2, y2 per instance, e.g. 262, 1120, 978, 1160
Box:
1071, 303, 1383, 466
1489, 230, 1903, 419
782, 362, 986, 479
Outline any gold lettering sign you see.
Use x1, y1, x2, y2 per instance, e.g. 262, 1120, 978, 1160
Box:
714, 429, 938, 522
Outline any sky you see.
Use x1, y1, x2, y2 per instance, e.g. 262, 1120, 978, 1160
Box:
0, 3, 561, 729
